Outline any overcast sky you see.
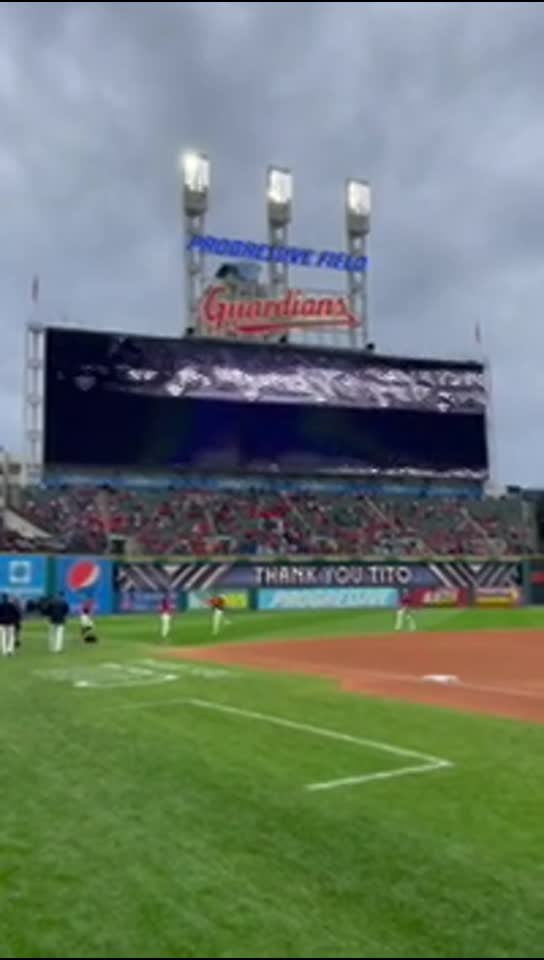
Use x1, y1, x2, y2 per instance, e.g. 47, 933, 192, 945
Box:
1, 0, 543, 485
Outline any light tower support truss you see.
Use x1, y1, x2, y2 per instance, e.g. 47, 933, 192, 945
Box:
23, 321, 45, 485
345, 178, 371, 349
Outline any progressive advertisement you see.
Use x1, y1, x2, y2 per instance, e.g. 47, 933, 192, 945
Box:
257, 587, 398, 611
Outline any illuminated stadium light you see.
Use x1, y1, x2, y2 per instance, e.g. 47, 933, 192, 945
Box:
180, 151, 209, 194
267, 167, 293, 207
346, 178, 371, 218
179, 150, 210, 217
266, 166, 292, 227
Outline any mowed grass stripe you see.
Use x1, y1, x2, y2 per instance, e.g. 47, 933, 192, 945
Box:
1, 608, 544, 957
11, 606, 544, 658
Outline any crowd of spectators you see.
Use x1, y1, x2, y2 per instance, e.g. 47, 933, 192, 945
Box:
4, 484, 535, 557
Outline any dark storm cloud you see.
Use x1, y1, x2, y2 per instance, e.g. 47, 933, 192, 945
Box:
1, 1, 543, 483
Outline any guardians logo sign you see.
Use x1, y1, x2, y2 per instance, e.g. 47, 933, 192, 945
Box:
199, 285, 358, 338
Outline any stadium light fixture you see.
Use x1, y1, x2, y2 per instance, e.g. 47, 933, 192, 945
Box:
346, 179, 371, 217
345, 178, 371, 235
179, 150, 210, 215
266, 166, 292, 226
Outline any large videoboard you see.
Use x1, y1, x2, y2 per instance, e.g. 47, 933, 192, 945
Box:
44, 329, 488, 477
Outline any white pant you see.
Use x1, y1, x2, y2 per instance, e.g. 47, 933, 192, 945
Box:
1, 626, 15, 656
160, 613, 171, 639
212, 608, 226, 636
395, 607, 416, 631
81, 614, 93, 630
49, 624, 65, 653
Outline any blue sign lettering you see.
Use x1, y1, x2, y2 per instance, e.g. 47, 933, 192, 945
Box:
187, 234, 367, 272
257, 587, 397, 611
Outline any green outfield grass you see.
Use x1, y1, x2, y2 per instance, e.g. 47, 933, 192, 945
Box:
1, 608, 544, 958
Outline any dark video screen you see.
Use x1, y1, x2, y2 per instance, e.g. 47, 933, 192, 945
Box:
44, 329, 488, 476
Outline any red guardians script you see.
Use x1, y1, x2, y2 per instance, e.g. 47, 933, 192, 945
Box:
198, 285, 358, 337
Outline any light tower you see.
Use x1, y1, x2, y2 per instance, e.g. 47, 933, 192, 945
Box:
345, 178, 371, 349
179, 151, 210, 336
265, 166, 293, 343
266, 166, 293, 302
22, 321, 45, 485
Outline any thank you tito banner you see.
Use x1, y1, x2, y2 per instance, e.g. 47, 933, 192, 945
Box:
253, 564, 416, 588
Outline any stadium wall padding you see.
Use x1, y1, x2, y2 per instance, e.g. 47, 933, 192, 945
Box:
1, 555, 537, 611
113, 557, 528, 610
0, 554, 48, 600
54, 556, 114, 614
526, 557, 544, 605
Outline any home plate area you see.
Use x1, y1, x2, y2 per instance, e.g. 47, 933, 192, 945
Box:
35, 660, 235, 689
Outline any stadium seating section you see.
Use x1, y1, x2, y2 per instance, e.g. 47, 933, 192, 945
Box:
2, 485, 535, 557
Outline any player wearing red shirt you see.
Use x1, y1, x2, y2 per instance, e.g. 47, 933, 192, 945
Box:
80, 599, 95, 641
209, 595, 229, 636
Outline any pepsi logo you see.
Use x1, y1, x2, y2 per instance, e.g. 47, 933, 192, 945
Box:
67, 560, 101, 592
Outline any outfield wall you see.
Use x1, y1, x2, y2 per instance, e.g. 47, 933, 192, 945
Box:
0, 554, 536, 613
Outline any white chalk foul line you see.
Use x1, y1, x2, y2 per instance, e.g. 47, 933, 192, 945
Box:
120, 695, 453, 792
307, 761, 450, 793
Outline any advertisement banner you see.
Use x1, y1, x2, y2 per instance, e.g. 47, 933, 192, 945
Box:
528, 559, 544, 604
117, 590, 176, 614
474, 586, 521, 607
257, 587, 398, 611
404, 587, 469, 608
187, 232, 368, 274
187, 591, 249, 611
115, 559, 521, 594
0, 554, 46, 599
55, 557, 113, 614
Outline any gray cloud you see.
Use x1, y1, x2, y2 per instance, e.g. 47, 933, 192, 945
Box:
1, 0, 543, 483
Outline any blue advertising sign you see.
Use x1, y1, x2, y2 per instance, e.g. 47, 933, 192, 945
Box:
117, 590, 181, 614
55, 557, 113, 615
187, 234, 368, 273
257, 587, 398, 611
0, 554, 46, 599
117, 590, 163, 614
